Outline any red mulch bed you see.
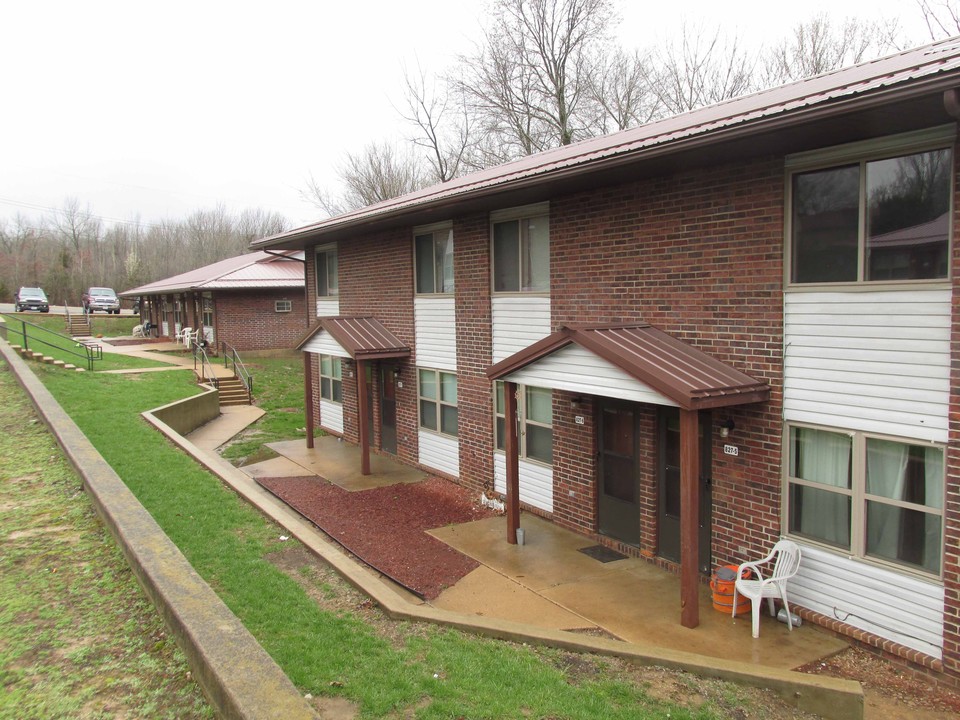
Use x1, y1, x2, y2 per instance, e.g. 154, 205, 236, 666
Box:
257, 475, 495, 599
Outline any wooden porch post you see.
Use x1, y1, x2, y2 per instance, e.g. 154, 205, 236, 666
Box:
680, 407, 700, 629
357, 358, 371, 475
303, 352, 315, 450
504, 381, 520, 544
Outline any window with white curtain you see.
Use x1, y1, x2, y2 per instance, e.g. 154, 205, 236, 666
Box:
785, 424, 944, 576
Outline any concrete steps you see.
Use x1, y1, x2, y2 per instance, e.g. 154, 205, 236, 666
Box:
11, 345, 85, 371
66, 318, 91, 336
216, 376, 252, 406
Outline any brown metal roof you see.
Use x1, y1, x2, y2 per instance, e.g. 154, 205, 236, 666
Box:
486, 324, 770, 410
120, 250, 304, 297
253, 38, 960, 251
297, 317, 410, 360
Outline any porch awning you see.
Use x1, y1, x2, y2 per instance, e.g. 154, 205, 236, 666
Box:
297, 316, 410, 361
486, 323, 769, 410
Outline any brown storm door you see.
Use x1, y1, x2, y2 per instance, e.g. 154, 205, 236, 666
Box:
380, 364, 397, 454
598, 403, 641, 546
657, 407, 712, 574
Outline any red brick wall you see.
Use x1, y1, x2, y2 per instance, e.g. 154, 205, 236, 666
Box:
453, 214, 496, 495
547, 157, 785, 569
213, 289, 307, 352
338, 229, 419, 465
944, 150, 960, 677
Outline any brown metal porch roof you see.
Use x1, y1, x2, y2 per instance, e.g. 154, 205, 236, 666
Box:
297, 317, 410, 360
486, 323, 770, 410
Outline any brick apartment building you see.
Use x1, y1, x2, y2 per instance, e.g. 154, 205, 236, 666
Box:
254, 40, 960, 680
121, 250, 305, 353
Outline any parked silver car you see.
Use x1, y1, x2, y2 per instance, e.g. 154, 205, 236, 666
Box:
15, 287, 50, 313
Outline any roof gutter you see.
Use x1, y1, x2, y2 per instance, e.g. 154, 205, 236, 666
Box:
254, 75, 960, 250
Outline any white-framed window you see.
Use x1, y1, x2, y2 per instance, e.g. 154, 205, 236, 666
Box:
173, 299, 182, 326
415, 223, 454, 294
786, 128, 953, 285
315, 245, 338, 297
491, 204, 549, 293
494, 381, 553, 465
418, 368, 458, 437
319, 354, 342, 403
202, 295, 213, 327
784, 423, 944, 577
275, 299, 292, 313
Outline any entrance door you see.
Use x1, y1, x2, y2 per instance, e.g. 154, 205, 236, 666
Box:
380, 365, 397, 454
598, 403, 641, 546
657, 408, 712, 574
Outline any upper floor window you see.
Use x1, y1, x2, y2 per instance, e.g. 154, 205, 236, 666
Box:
491, 204, 549, 293
418, 368, 457, 437
788, 133, 952, 285
315, 245, 338, 297
415, 225, 454, 294
494, 381, 553, 465
319, 354, 342, 403
785, 424, 944, 577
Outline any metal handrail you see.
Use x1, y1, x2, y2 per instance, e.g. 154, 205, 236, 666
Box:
220, 341, 253, 397
3, 315, 101, 370
192, 341, 219, 389
64, 303, 90, 333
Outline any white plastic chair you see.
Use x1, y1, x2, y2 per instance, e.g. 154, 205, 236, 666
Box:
175, 326, 192, 345
732, 539, 801, 638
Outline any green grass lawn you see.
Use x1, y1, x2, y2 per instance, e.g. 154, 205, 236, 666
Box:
0, 366, 211, 719
2, 314, 168, 371
219, 355, 312, 463
30, 363, 743, 719
4, 311, 140, 337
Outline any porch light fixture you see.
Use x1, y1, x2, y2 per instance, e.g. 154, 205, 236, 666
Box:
719, 418, 736, 438
569, 396, 583, 408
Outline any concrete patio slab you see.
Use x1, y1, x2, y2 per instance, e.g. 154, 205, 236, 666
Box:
241, 456, 315, 479
267, 437, 426, 491
429, 513, 849, 671
431, 565, 600, 632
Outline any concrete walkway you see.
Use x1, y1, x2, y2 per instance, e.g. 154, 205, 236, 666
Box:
241, 435, 848, 673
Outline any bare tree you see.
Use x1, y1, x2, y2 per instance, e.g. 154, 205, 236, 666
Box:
303, 142, 427, 216
400, 63, 473, 182
588, 47, 663, 133
454, 0, 615, 162
762, 14, 900, 86
653, 23, 757, 116
917, 0, 960, 38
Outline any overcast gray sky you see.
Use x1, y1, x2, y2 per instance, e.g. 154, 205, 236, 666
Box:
0, 0, 935, 230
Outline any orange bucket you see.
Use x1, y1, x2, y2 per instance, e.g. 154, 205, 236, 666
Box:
710, 564, 751, 615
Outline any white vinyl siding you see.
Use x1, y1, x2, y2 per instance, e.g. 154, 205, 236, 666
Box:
504, 343, 678, 406
493, 453, 554, 513
316, 298, 340, 318
492, 295, 551, 364
319, 398, 343, 435
415, 296, 457, 371
418, 430, 459, 478
783, 289, 951, 443
790, 544, 944, 660
302, 329, 350, 358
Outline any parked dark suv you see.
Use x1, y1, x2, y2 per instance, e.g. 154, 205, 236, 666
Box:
15, 287, 50, 313
82, 287, 121, 314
